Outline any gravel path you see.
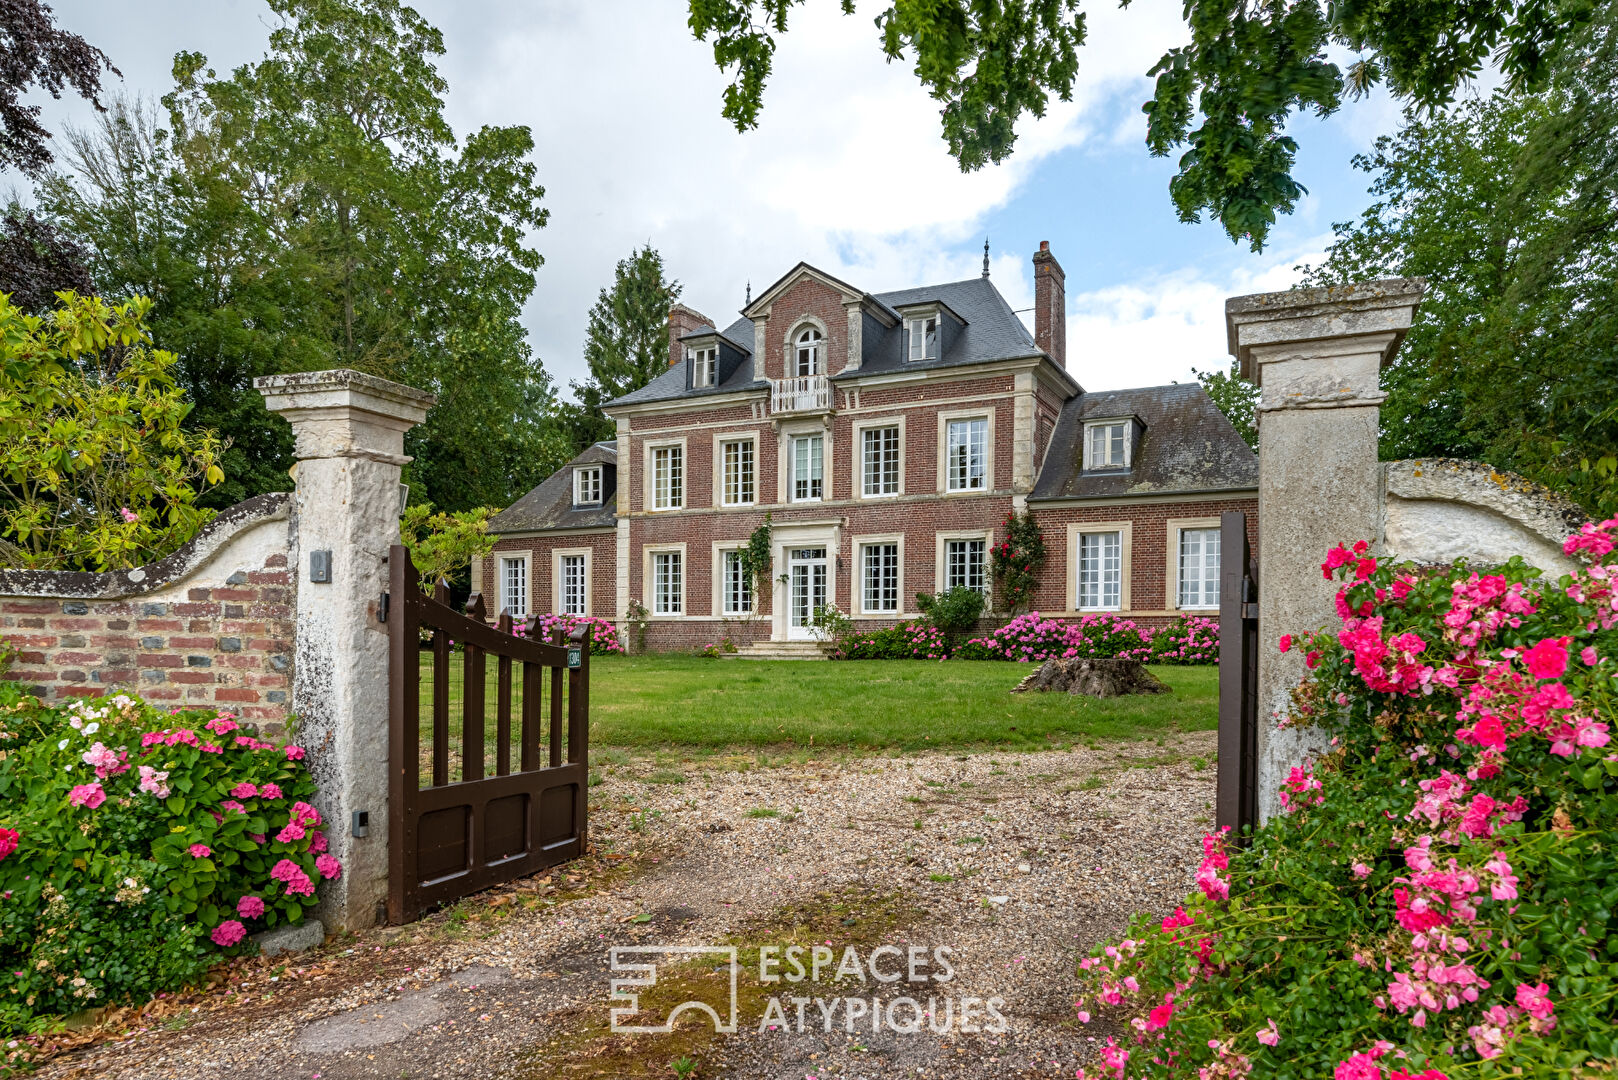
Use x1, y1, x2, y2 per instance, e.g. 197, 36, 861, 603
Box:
35, 732, 1215, 1080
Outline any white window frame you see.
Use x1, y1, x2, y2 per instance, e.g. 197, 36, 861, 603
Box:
934, 530, 990, 598
793, 327, 823, 377
789, 432, 824, 503
553, 548, 591, 616
714, 544, 753, 616
715, 433, 757, 507
938, 410, 993, 494
854, 534, 905, 616
1167, 517, 1223, 611
1067, 521, 1133, 613
499, 552, 531, 619
854, 417, 904, 499
690, 345, 718, 388
944, 537, 987, 594
573, 464, 603, 507
646, 544, 686, 617
1083, 419, 1131, 470
645, 439, 686, 512
905, 314, 939, 361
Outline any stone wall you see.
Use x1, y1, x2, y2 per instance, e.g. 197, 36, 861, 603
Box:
0, 493, 296, 731
1382, 458, 1586, 576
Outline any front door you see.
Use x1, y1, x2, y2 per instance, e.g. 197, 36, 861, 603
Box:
786, 547, 828, 641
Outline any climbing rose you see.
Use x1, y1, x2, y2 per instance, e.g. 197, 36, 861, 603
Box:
237, 895, 265, 919
315, 854, 342, 879
1257, 1018, 1280, 1046
210, 920, 246, 947
1521, 636, 1571, 679
1278, 634, 1293, 653
68, 783, 106, 809
1335, 1053, 1383, 1080
1515, 982, 1554, 1021
188, 843, 211, 858
0, 827, 17, 861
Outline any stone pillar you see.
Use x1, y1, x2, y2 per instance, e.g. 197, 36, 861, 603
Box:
256, 370, 436, 930
1224, 279, 1424, 821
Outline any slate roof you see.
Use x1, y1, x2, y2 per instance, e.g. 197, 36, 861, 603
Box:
486, 442, 618, 534
1030, 384, 1258, 501
603, 274, 1052, 409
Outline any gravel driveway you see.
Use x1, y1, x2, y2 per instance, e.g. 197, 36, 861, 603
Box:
35, 732, 1215, 1080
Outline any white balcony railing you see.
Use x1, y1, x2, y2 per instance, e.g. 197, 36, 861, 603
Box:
770, 374, 831, 415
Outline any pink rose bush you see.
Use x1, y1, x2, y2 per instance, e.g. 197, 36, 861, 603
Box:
0, 690, 335, 1030
1074, 521, 1618, 1077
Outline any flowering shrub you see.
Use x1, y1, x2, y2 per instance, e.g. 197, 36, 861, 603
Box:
512, 613, 624, 654
0, 692, 333, 1032
956, 612, 1159, 663
1146, 615, 1220, 665
827, 621, 951, 660
1072, 524, 1618, 1077
990, 510, 1046, 613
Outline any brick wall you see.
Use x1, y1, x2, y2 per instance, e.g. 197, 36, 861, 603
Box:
0, 494, 297, 732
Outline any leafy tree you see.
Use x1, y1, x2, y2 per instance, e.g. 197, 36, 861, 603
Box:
38, 0, 567, 512
1301, 4, 1618, 516
686, 0, 1594, 249
561, 245, 683, 452
0, 292, 225, 571
1192, 363, 1258, 451
0, 0, 117, 176
0, 207, 92, 312
398, 502, 494, 592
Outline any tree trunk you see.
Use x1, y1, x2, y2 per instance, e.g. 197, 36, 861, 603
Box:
1009, 657, 1170, 698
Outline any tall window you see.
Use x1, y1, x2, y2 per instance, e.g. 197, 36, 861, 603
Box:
722, 439, 755, 506
573, 465, 602, 506
652, 445, 683, 510
946, 417, 988, 492
652, 551, 682, 615
691, 346, 717, 387
722, 549, 752, 614
1178, 527, 1221, 609
862, 543, 899, 613
945, 539, 986, 593
500, 556, 528, 618
862, 426, 900, 497
794, 328, 822, 376
1086, 422, 1127, 469
906, 315, 938, 361
561, 554, 587, 615
1078, 531, 1122, 610
791, 434, 823, 501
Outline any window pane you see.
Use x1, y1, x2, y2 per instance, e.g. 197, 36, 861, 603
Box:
723, 550, 751, 614
947, 418, 987, 491
1179, 527, 1221, 608
862, 543, 898, 612
793, 435, 823, 500
653, 552, 682, 615
946, 539, 986, 593
862, 426, 899, 496
562, 555, 586, 615
723, 440, 754, 505
653, 446, 682, 509
924, 317, 937, 359
1078, 532, 1122, 610
502, 557, 527, 618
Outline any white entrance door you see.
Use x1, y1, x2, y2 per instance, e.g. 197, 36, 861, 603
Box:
786, 547, 828, 641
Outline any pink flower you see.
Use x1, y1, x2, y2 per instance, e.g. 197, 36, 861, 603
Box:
1257, 1018, 1280, 1046
269, 858, 302, 882
259, 782, 283, 800
1278, 634, 1293, 653
290, 801, 322, 827
221, 799, 246, 814
1351, 862, 1372, 879
308, 830, 328, 853
1335, 1052, 1384, 1080
210, 919, 246, 947
1144, 993, 1176, 1031
1515, 982, 1553, 1020
285, 745, 306, 761
204, 716, 239, 735
68, 782, 106, 809
237, 895, 265, 919
0, 827, 19, 861
188, 843, 212, 858
81, 741, 128, 778
276, 821, 307, 843
230, 782, 258, 799
1521, 636, 1571, 679
119, 506, 138, 524
315, 853, 342, 879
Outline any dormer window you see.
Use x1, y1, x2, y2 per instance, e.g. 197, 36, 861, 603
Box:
794, 328, 823, 376
906, 315, 938, 361
691, 345, 717, 388
573, 465, 603, 506
1085, 421, 1129, 470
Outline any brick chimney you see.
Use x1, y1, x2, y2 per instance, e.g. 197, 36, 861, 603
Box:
667, 304, 712, 367
1032, 240, 1066, 369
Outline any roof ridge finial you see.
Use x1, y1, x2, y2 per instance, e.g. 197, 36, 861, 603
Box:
982, 238, 990, 278
745, 280, 751, 306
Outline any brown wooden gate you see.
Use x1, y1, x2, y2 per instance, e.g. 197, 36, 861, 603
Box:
385, 545, 588, 924
1215, 511, 1260, 837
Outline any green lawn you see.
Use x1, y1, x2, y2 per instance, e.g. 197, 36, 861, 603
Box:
585, 656, 1215, 750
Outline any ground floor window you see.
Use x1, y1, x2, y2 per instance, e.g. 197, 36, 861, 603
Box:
861, 542, 899, 613
945, 538, 986, 593
1178, 527, 1220, 609
561, 554, 587, 615
500, 555, 528, 618
1077, 531, 1122, 610
652, 551, 682, 615
722, 549, 752, 614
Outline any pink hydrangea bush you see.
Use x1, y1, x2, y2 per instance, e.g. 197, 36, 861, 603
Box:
511, 613, 624, 654
0, 692, 335, 1030
1072, 522, 1618, 1078
958, 612, 1158, 662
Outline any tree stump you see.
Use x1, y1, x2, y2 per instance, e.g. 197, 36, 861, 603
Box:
1009, 657, 1170, 698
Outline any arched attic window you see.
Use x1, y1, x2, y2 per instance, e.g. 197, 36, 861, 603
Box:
794, 327, 823, 377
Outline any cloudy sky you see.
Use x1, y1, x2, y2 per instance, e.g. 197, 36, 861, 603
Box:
31, 0, 1405, 397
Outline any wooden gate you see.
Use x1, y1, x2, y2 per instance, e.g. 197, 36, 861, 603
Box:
1215, 511, 1260, 837
385, 545, 588, 924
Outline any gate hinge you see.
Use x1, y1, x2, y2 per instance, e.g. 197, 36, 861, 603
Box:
1241, 603, 1259, 620
378, 591, 390, 623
